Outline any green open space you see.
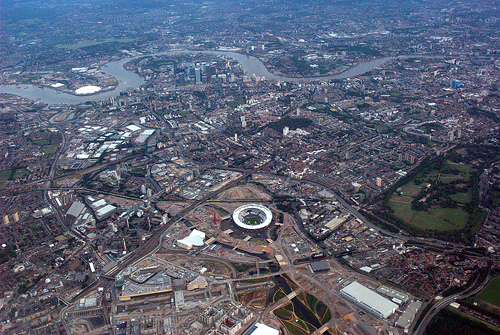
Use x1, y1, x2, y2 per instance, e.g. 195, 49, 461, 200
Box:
450, 191, 472, 204
281, 320, 309, 335
273, 290, 286, 302
274, 308, 293, 320
266, 117, 313, 133
56, 38, 137, 50
12, 168, 30, 179
249, 239, 268, 246
146, 57, 177, 69
424, 307, 500, 335
399, 181, 422, 197
305, 293, 318, 311
274, 303, 313, 335
387, 159, 475, 232
475, 277, 500, 308
321, 308, 331, 324
0, 170, 12, 180
389, 199, 468, 231
28, 139, 50, 145
274, 293, 332, 335
129, 166, 146, 176
43, 144, 59, 155
226, 99, 246, 107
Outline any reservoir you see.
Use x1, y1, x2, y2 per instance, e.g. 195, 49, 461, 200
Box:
0, 50, 392, 105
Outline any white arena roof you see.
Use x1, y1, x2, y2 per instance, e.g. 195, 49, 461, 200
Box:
340, 282, 398, 318
177, 229, 206, 249
74, 85, 101, 95
232, 204, 272, 230
249, 323, 279, 335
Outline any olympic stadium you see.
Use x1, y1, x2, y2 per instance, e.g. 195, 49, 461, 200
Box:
232, 204, 273, 233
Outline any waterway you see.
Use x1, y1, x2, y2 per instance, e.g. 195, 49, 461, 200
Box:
273, 274, 331, 334
0, 49, 392, 105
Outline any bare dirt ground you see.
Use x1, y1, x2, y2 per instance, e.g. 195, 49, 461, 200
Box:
156, 202, 188, 216
217, 183, 271, 201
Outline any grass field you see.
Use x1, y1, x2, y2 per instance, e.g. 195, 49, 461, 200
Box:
399, 181, 422, 197
388, 160, 474, 231
12, 168, 30, 179
475, 277, 500, 308
389, 199, 469, 231
56, 38, 136, 50
0, 170, 12, 180
250, 239, 268, 246
28, 139, 50, 145
226, 99, 246, 107
450, 191, 472, 204
44, 144, 59, 155
246, 217, 260, 225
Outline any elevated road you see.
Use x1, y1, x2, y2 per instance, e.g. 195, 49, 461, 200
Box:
413, 267, 491, 335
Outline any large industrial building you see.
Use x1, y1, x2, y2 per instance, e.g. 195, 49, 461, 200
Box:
340, 282, 398, 318
232, 204, 273, 231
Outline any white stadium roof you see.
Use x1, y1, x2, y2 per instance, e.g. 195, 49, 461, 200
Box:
74, 85, 101, 95
232, 204, 272, 230
340, 282, 398, 318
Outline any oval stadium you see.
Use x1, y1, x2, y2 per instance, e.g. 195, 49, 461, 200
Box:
232, 204, 273, 230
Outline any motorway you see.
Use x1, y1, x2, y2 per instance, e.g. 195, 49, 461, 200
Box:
413, 268, 491, 335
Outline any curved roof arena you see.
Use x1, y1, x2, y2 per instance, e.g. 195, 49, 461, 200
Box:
232, 204, 272, 230
74, 85, 101, 95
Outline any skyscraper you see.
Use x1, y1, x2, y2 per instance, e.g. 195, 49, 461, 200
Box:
195, 68, 202, 85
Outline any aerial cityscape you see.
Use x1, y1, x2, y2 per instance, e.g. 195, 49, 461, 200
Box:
0, 0, 499, 334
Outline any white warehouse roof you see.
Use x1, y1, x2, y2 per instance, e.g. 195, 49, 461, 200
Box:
96, 204, 117, 218
340, 282, 398, 318
67, 202, 85, 217
92, 199, 107, 208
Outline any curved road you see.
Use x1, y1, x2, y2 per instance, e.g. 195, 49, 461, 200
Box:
413, 268, 491, 335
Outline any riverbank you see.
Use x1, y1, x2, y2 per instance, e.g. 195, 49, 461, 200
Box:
0, 49, 393, 105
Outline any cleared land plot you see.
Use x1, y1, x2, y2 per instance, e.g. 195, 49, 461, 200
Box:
217, 184, 271, 201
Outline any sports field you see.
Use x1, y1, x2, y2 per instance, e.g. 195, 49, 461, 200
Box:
246, 217, 260, 225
